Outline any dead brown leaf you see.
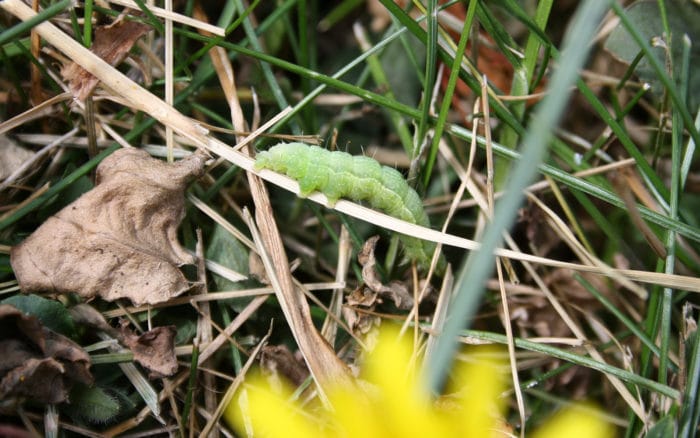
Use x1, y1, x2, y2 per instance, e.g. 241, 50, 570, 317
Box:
0, 135, 34, 181
358, 236, 414, 310
518, 201, 562, 257
71, 304, 177, 377
260, 344, 309, 387
11, 148, 207, 305
120, 324, 178, 378
61, 18, 151, 101
0, 304, 92, 406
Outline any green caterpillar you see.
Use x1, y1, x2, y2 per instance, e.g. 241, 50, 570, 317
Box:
255, 143, 444, 272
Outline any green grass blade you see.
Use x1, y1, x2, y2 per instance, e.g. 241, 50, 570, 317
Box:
453, 328, 680, 399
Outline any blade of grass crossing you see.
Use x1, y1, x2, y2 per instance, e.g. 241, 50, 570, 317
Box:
450, 328, 679, 399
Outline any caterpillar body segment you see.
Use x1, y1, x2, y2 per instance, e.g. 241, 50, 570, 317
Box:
255, 143, 445, 272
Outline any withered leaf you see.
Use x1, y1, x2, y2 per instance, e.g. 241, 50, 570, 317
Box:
121, 324, 178, 378
260, 344, 309, 387
358, 236, 414, 310
11, 148, 206, 305
0, 134, 34, 181
0, 304, 92, 405
71, 304, 177, 377
61, 19, 151, 101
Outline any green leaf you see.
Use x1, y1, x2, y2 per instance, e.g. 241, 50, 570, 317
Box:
605, 0, 700, 108
1, 294, 76, 337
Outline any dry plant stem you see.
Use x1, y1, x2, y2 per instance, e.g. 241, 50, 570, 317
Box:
449, 157, 637, 211
481, 76, 525, 435
199, 333, 270, 438
164, 0, 174, 163
244, 177, 354, 399
423, 266, 454, 364
197, 295, 268, 367
102, 282, 340, 318
101, 369, 188, 436
188, 194, 256, 252
195, 229, 218, 438
321, 226, 352, 344
0, 127, 78, 192
108, 0, 225, 36
526, 192, 648, 299
6, 0, 699, 294
612, 169, 667, 258
0, 91, 72, 135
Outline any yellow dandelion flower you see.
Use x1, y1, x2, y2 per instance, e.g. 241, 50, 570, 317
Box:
224, 326, 615, 438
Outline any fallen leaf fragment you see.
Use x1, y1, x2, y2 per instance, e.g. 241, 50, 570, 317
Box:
358, 236, 414, 310
61, 18, 151, 100
0, 304, 92, 406
0, 134, 34, 181
11, 148, 207, 305
260, 344, 310, 387
71, 303, 177, 377
121, 324, 178, 378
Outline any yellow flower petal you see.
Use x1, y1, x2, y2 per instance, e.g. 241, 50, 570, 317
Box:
224, 373, 319, 437
448, 348, 506, 436
362, 327, 449, 437
532, 403, 615, 438
327, 384, 384, 438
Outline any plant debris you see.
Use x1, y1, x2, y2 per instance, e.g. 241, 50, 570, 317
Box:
11, 148, 207, 305
71, 304, 178, 378
358, 236, 414, 310
120, 323, 178, 378
259, 344, 309, 387
0, 304, 92, 406
0, 135, 34, 181
61, 19, 151, 101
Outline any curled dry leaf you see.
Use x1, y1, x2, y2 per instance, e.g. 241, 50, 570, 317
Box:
358, 236, 414, 310
0, 304, 92, 406
120, 324, 178, 378
11, 148, 207, 305
61, 19, 151, 101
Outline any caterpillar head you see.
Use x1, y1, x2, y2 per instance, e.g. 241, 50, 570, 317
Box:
255, 143, 310, 175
